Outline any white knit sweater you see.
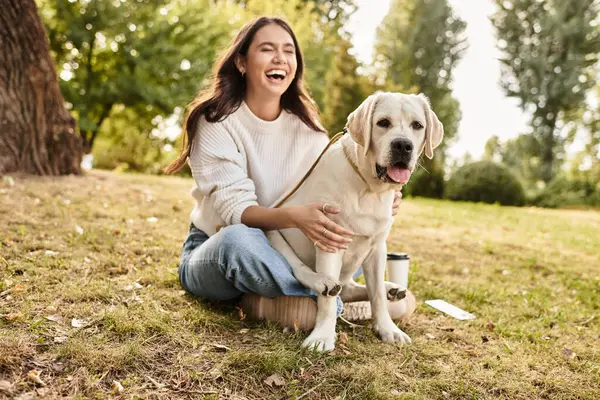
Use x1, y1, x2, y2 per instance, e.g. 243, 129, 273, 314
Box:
188, 101, 329, 236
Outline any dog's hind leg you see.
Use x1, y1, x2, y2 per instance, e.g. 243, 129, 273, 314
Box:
266, 231, 341, 297
303, 249, 344, 352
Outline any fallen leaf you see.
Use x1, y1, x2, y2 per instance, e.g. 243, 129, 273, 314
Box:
146, 217, 158, 223
486, 321, 496, 331
293, 320, 300, 333
541, 336, 551, 341
27, 370, 45, 386
45, 314, 62, 323
113, 229, 121, 235
562, 348, 576, 360
13, 285, 25, 292
75, 225, 84, 235
264, 373, 285, 387
2, 312, 23, 321
54, 336, 68, 344
237, 306, 246, 321
212, 344, 231, 352
425, 333, 436, 340
338, 332, 349, 345
71, 318, 87, 328
0, 380, 12, 392
112, 380, 124, 394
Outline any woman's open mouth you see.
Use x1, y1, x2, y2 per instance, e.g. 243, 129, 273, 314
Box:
265, 69, 287, 83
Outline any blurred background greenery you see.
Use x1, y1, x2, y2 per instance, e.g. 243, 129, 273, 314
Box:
34, 0, 600, 208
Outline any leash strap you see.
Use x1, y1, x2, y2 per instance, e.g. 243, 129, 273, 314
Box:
273, 129, 346, 209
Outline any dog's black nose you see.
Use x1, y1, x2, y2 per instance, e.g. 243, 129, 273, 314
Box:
391, 138, 413, 154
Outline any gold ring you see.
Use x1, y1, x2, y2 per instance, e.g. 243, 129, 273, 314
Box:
313, 240, 321, 247
322, 204, 328, 213
321, 227, 328, 235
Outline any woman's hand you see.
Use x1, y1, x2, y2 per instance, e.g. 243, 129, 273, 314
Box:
286, 203, 354, 253
392, 190, 402, 216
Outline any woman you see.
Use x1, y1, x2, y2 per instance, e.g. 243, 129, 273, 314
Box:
166, 17, 402, 327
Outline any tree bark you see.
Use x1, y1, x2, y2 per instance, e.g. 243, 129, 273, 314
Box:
0, 0, 82, 175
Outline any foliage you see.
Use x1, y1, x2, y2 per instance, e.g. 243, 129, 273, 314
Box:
374, 0, 467, 159
445, 160, 525, 206
37, 0, 239, 152
530, 175, 600, 208
321, 39, 370, 133
403, 165, 445, 199
491, 0, 600, 182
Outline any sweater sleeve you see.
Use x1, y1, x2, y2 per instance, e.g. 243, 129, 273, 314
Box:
189, 118, 259, 226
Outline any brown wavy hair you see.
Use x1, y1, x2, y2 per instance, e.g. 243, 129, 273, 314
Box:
164, 16, 326, 174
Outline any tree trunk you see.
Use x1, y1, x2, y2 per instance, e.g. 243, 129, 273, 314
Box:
0, 0, 82, 175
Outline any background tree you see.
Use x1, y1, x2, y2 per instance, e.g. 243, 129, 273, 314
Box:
0, 0, 82, 175
373, 0, 467, 197
38, 0, 238, 153
491, 0, 600, 183
322, 39, 370, 133
374, 0, 466, 160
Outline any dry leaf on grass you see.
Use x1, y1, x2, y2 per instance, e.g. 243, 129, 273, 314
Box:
27, 370, 46, 386
212, 344, 231, 352
338, 331, 349, 345
2, 312, 24, 321
71, 318, 87, 328
486, 321, 496, 331
45, 314, 62, 322
0, 380, 12, 392
425, 333, 436, 340
112, 380, 124, 394
264, 373, 285, 387
562, 348, 576, 360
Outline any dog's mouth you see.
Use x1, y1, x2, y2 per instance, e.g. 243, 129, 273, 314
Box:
376, 162, 412, 184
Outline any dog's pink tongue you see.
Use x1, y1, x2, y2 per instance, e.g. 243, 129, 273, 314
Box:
386, 167, 411, 183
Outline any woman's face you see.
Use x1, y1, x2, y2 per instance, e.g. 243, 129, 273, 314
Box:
239, 24, 298, 100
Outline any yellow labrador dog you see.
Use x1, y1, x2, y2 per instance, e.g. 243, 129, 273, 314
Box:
267, 91, 443, 351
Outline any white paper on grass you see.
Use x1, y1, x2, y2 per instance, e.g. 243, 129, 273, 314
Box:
425, 299, 476, 320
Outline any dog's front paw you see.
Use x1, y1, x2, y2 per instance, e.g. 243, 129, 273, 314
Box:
374, 321, 411, 345
302, 328, 336, 352
312, 273, 342, 297
385, 282, 406, 302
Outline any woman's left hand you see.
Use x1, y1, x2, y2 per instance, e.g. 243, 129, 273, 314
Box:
392, 190, 402, 216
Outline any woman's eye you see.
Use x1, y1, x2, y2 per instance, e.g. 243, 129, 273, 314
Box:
411, 121, 423, 130
377, 119, 391, 128
285, 50, 295, 54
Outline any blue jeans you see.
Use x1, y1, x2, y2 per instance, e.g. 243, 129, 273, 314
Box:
178, 224, 343, 313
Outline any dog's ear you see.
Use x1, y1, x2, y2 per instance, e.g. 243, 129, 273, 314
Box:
345, 93, 379, 157
417, 94, 444, 159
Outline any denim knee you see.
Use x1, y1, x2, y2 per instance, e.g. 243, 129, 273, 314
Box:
217, 225, 267, 259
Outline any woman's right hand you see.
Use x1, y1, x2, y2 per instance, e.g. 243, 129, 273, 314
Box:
286, 203, 354, 253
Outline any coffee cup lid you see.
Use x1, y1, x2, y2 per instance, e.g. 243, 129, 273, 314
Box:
387, 252, 410, 260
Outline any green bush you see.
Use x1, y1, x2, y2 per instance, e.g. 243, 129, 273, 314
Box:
404, 167, 445, 198
529, 176, 600, 208
445, 161, 525, 206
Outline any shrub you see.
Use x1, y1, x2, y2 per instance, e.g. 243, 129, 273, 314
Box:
404, 167, 445, 198
445, 161, 525, 206
529, 176, 600, 208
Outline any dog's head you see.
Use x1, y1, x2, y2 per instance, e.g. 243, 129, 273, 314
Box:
345, 91, 444, 185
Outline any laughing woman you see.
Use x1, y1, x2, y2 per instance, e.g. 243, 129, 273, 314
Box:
165, 17, 403, 328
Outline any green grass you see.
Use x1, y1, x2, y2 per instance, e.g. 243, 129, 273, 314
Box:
1, 170, 599, 399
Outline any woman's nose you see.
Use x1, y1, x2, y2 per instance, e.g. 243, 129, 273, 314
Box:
273, 49, 287, 64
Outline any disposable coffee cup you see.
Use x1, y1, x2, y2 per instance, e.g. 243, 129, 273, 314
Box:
387, 253, 410, 289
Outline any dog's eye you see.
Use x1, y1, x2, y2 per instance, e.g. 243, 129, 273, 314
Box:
411, 121, 424, 130
377, 119, 391, 128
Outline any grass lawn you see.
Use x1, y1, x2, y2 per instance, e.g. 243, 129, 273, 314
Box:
1, 170, 599, 399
